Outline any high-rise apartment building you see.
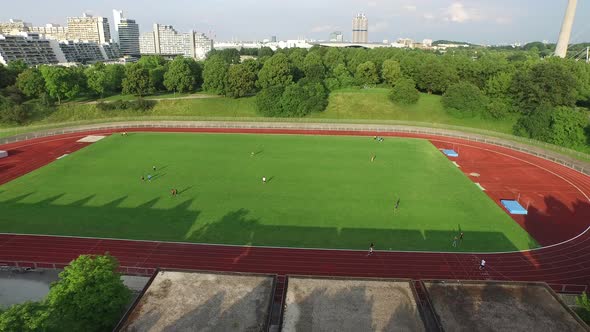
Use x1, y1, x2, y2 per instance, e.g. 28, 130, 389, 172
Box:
0, 33, 59, 65
112, 9, 123, 43
0, 19, 32, 35
67, 13, 111, 43
0, 19, 68, 41
352, 13, 368, 43
29, 24, 68, 41
140, 24, 212, 59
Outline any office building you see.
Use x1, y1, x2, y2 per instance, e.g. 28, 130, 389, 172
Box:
0, 33, 59, 65
352, 13, 368, 43
117, 19, 140, 56
140, 24, 212, 59
67, 13, 111, 43
271, 35, 277, 43
329, 31, 343, 42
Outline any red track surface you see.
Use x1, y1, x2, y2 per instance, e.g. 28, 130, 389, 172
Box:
0, 128, 589, 291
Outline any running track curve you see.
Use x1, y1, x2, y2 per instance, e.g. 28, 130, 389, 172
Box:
0, 127, 588, 292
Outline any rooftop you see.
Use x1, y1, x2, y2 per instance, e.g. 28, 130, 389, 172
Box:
424, 280, 587, 332
118, 270, 275, 332
281, 277, 425, 331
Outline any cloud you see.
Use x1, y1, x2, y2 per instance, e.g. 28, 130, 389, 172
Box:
443, 2, 482, 23
310, 25, 340, 33
403, 5, 417, 12
369, 21, 389, 32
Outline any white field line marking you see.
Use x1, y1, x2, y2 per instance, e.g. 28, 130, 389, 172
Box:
56, 154, 69, 160
475, 183, 486, 191
1, 226, 588, 256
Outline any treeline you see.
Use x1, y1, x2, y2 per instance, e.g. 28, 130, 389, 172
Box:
1, 45, 589, 150
199, 47, 590, 149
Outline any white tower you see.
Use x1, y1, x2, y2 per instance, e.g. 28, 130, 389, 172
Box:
555, 0, 578, 58
352, 13, 368, 43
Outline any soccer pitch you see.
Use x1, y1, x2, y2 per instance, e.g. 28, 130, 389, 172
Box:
0, 133, 537, 252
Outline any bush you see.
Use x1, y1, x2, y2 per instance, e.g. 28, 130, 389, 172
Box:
513, 106, 553, 141
549, 106, 588, 149
576, 292, 590, 324
96, 99, 156, 112
388, 78, 420, 105
0, 96, 32, 124
484, 99, 512, 119
513, 106, 588, 149
442, 82, 488, 118
256, 86, 284, 117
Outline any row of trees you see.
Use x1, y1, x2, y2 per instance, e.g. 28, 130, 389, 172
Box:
0, 255, 130, 332
1, 45, 589, 149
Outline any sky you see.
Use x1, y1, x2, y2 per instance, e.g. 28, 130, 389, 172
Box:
2, 0, 589, 45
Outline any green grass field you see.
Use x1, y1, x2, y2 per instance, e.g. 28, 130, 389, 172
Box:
0, 133, 537, 252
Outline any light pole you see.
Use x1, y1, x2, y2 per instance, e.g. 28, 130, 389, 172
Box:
555, 0, 578, 58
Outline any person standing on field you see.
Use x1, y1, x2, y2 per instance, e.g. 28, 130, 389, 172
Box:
262, 176, 267, 184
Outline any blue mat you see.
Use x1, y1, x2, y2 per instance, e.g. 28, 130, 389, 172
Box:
501, 200, 528, 215
442, 149, 459, 157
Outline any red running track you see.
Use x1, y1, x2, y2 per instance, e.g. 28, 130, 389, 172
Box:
0, 128, 589, 291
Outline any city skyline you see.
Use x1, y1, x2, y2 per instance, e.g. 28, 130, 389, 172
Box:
1, 0, 589, 44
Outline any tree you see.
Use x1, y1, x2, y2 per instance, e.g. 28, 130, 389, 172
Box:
381, 59, 402, 87
510, 61, 578, 113
85, 63, 109, 97
416, 56, 458, 94
105, 64, 126, 94
279, 83, 307, 117
388, 78, 420, 105
484, 99, 512, 119
485, 72, 513, 99
303, 52, 326, 81
122, 64, 153, 96
164, 57, 200, 93
258, 47, 274, 58
355, 61, 379, 86
225, 61, 258, 98
287, 48, 307, 81
549, 106, 588, 149
346, 48, 369, 73
256, 86, 285, 116
257, 53, 293, 89
298, 79, 328, 114
0, 61, 28, 88
0, 301, 48, 332
16, 69, 46, 98
331, 64, 355, 90
513, 106, 553, 142
45, 254, 131, 332
0, 96, 32, 124
137, 55, 166, 69
207, 49, 241, 64
202, 55, 229, 94
442, 82, 488, 117
39, 66, 84, 104
322, 48, 345, 73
